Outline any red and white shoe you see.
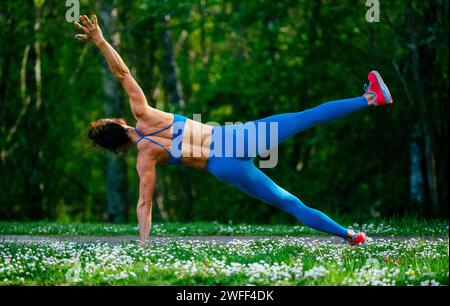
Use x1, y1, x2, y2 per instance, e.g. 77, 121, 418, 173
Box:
347, 232, 366, 246
364, 70, 394, 106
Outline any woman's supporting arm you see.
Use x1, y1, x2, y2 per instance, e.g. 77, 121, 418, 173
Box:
136, 156, 156, 245
74, 14, 149, 118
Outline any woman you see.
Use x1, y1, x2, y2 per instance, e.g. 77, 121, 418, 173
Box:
75, 15, 393, 246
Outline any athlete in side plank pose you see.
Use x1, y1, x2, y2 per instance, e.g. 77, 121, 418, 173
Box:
75, 14, 394, 246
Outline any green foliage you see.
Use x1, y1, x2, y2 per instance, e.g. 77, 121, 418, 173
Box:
0, 0, 448, 222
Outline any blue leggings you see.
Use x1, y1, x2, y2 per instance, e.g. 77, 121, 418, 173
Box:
205, 96, 368, 238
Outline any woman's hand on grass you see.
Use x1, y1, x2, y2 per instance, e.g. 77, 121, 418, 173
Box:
138, 239, 147, 247
74, 14, 104, 45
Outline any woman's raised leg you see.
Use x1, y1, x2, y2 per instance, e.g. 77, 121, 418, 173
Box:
250, 70, 394, 155
251, 96, 369, 153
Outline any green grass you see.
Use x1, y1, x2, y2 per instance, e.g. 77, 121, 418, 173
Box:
1, 219, 447, 286
0, 238, 448, 285
0, 218, 448, 237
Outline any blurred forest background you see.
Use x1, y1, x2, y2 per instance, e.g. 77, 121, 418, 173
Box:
0, 0, 448, 224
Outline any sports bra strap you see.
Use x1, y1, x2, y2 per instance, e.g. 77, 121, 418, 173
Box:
135, 123, 173, 138
135, 135, 173, 156
134, 119, 177, 160
134, 114, 187, 165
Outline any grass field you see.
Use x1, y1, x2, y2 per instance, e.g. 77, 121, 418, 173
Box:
0, 238, 448, 286
0, 220, 448, 286
0, 218, 448, 237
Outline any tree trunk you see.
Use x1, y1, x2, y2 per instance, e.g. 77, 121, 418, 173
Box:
22, 0, 45, 220
405, 1, 439, 216
162, 15, 185, 107
100, 2, 129, 223
421, 120, 439, 215
409, 122, 425, 205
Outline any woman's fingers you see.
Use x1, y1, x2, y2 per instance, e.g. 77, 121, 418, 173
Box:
82, 15, 94, 30
79, 15, 88, 27
75, 34, 89, 40
80, 15, 91, 30
74, 22, 88, 33
74, 14, 99, 41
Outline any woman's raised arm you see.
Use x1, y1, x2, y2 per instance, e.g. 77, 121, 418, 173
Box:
74, 14, 149, 118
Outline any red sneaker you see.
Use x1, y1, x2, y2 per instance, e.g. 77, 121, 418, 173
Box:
364, 70, 394, 106
348, 232, 366, 246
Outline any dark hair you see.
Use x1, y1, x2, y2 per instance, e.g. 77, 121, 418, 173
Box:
88, 118, 131, 153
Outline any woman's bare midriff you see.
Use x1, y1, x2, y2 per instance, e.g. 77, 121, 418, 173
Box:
135, 110, 212, 170
180, 119, 213, 170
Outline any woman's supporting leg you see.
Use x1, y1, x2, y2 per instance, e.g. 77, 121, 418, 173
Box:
208, 157, 349, 238
252, 96, 368, 153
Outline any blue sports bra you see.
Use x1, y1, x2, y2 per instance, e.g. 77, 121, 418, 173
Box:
134, 114, 187, 165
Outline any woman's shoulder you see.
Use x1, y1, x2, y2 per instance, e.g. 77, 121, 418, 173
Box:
135, 110, 174, 130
